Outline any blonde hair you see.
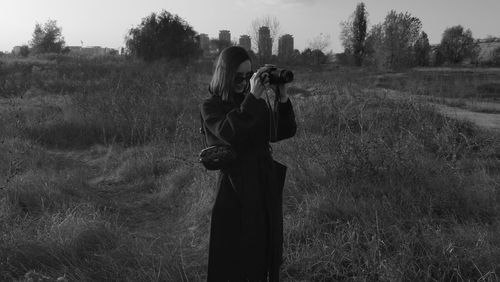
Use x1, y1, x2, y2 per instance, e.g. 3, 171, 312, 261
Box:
209, 46, 251, 102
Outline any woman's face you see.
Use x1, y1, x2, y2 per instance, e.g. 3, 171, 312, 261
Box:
232, 60, 252, 94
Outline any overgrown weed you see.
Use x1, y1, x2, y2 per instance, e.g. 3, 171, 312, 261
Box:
1, 59, 499, 281
278, 73, 500, 280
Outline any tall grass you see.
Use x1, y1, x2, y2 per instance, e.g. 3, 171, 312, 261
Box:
1, 58, 499, 281
1, 55, 207, 148
277, 78, 500, 281
375, 69, 500, 100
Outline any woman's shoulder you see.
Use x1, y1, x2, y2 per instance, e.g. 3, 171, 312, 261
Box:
200, 94, 221, 109
202, 93, 241, 106
201, 94, 221, 104
200, 94, 232, 113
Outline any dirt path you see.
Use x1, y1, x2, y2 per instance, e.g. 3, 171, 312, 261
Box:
435, 104, 500, 132
375, 88, 500, 132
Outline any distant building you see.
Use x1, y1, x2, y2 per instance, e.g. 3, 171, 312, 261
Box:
68, 46, 83, 53
477, 37, 500, 44
258, 26, 272, 61
12, 46, 21, 56
195, 38, 220, 58
239, 35, 251, 51
67, 46, 116, 56
12, 45, 29, 57
219, 30, 231, 44
477, 38, 500, 63
199, 33, 210, 54
278, 34, 294, 58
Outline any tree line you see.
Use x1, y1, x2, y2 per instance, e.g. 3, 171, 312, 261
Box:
8, 6, 499, 68
11, 11, 331, 66
339, 2, 495, 68
11, 20, 70, 57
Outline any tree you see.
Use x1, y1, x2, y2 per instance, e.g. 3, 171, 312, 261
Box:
247, 49, 258, 65
19, 45, 30, 57
107, 49, 119, 56
362, 10, 422, 69
382, 10, 422, 68
306, 34, 330, 66
210, 38, 232, 54
311, 49, 327, 65
125, 10, 201, 62
439, 25, 478, 64
249, 15, 281, 55
307, 33, 331, 53
298, 48, 326, 66
364, 23, 385, 68
30, 20, 65, 54
284, 49, 301, 65
434, 46, 446, 66
414, 31, 430, 66
300, 48, 313, 65
492, 47, 500, 66
340, 2, 368, 66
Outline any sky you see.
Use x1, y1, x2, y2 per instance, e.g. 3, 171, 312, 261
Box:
1, 0, 500, 53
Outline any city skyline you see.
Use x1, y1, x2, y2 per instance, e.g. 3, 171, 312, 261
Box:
198, 29, 294, 58
1, 0, 500, 53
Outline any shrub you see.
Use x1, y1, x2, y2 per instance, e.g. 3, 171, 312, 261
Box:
30, 20, 66, 54
125, 10, 201, 62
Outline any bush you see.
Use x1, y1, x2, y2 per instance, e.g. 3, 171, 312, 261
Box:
439, 25, 478, 64
19, 46, 30, 57
125, 10, 201, 62
30, 20, 66, 54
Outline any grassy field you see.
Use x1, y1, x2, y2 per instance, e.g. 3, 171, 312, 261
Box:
1, 55, 500, 281
374, 68, 500, 101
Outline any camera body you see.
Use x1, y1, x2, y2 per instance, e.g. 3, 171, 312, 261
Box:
260, 64, 294, 85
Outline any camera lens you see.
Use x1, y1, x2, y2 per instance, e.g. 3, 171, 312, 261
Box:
280, 70, 294, 83
267, 67, 294, 84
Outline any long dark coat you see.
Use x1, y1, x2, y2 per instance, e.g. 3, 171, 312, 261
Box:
200, 91, 297, 281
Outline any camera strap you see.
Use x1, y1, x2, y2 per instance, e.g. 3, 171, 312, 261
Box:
264, 88, 279, 142
199, 112, 209, 148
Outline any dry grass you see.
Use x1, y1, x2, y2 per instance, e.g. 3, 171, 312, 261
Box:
1, 56, 500, 281
435, 105, 500, 132
375, 68, 500, 100
278, 84, 500, 280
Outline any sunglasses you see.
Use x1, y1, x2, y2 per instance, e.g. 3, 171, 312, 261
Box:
234, 72, 253, 84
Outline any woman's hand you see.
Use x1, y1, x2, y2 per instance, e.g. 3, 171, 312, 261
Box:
249, 67, 270, 99
250, 67, 289, 102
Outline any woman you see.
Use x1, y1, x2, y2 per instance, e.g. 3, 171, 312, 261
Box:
200, 46, 297, 281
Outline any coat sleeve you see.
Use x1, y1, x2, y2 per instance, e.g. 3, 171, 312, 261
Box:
273, 99, 297, 142
201, 94, 268, 146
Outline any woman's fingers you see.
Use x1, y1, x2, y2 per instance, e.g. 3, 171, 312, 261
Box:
250, 67, 274, 98
253, 68, 265, 79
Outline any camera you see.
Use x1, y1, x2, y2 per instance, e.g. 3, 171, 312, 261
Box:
260, 64, 294, 84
